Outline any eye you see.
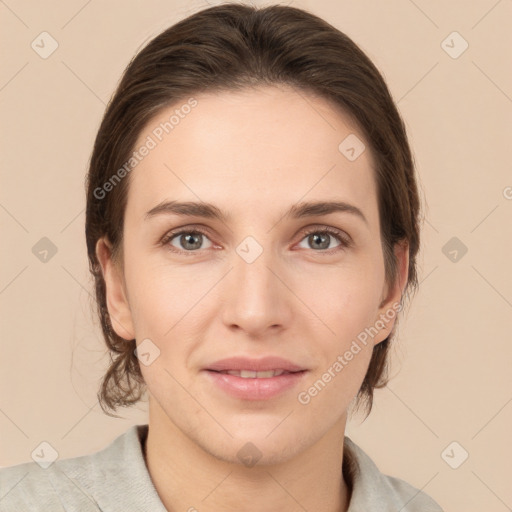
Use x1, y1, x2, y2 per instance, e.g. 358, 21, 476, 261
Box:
297, 227, 351, 253
161, 228, 213, 254
160, 225, 351, 256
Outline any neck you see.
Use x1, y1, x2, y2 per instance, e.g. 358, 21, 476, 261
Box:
144, 400, 352, 512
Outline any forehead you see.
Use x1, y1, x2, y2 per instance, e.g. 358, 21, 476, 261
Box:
126, 85, 378, 226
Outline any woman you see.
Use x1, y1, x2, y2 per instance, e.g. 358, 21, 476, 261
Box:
0, 3, 443, 511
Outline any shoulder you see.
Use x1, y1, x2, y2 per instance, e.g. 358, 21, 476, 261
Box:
0, 460, 53, 511
0, 424, 164, 512
344, 436, 444, 512
0, 456, 103, 512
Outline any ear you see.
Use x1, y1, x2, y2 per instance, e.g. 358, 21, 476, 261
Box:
372, 240, 409, 346
95, 237, 135, 341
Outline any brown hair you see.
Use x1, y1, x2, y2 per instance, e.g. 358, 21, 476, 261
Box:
85, 3, 421, 418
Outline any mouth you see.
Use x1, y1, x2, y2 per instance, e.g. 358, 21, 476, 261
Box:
208, 369, 305, 378
204, 369, 308, 400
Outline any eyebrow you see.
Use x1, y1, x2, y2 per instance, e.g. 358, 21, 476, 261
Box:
144, 200, 368, 226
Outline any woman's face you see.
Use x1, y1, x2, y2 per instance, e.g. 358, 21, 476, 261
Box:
99, 85, 407, 464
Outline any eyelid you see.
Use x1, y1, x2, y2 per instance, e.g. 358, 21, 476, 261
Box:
301, 224, 352, 243
159, 225, 215, 254
160, 223, 352, 254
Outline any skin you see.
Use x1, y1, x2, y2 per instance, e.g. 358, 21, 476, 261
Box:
96, 84, 409, 512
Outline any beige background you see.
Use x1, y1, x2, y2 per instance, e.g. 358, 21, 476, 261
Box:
1, 0, 511, 510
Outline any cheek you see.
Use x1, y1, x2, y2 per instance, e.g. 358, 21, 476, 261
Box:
297, 282, 377, 412
124, 257, 191, 336
296, 260, 383, 337
125, 238, 384, 341
314, 345, 373, 415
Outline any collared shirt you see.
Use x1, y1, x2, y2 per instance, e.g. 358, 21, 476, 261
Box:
0, 424, 443, 511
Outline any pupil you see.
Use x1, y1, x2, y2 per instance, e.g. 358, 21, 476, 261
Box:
183, 233, 201, 250
311, 233, 328, 249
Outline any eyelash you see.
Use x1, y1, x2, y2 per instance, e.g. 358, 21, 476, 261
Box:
159, 225, 352, 256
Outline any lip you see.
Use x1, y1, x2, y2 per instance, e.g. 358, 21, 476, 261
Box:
205, 356, 306, 373
204, 369, 308, 400
203, 356, 309, 401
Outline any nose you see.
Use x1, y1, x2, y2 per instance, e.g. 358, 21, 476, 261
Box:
220, 245, 293, 337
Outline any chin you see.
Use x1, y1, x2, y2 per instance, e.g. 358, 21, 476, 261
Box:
200, 425, 308, 467
209, 438, 303, 467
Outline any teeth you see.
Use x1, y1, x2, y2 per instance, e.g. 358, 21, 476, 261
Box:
222, 369, 288, 378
